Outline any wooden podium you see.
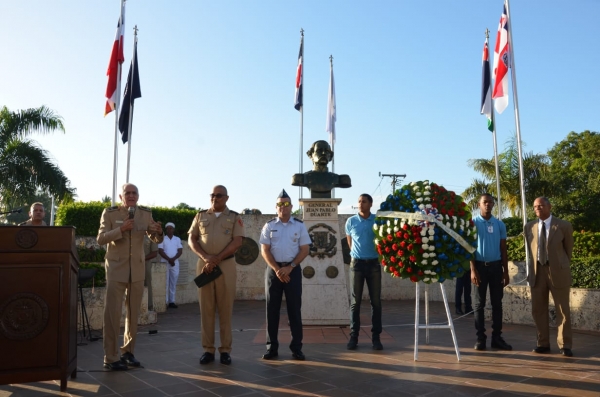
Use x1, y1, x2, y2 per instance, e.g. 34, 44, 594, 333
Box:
0, 226, 78, 392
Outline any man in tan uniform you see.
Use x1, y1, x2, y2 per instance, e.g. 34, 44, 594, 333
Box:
97, 183, 163, 370
188, 185, 244, 366
19, 202, 47, 226
144, 236, 159, 311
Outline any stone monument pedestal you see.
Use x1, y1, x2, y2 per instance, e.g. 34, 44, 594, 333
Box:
299, 198, 349, 325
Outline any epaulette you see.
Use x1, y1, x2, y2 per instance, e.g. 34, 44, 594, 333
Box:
230, 210, 239, 215
267, 217, 277, 223
138, 205, 152, 212
198, 209, 208, 213
294, 217, 304, 223
107, 206, 119, 212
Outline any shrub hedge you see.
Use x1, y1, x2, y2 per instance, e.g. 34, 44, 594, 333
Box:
56, 202, 198, 238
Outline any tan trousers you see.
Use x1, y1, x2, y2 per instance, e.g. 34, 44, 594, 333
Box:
198, 258, 237, 354
531, 264, 572, 349
103, 279, 144, 363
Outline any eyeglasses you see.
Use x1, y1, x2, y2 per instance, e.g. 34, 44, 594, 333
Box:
276, 201, 292, 208
210, 193, 226, 199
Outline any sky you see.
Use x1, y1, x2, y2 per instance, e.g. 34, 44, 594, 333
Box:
1, 0, 599, 215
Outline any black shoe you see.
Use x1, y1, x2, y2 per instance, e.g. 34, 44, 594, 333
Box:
291, 350, 305, 360
262, 349, 279, 360
199, 352, 215, 365
104, 360, 128, 371
533, 346, 551, 354
465, 307, 474, 315
347, 336, 358, 350
560, 348, 573, 357
474, 340, 486, 351
491, 337, 512, 351
372, 338, 383, 351
220, 352, 232, 365
120, 352, 141, 367
455, 308, 464, 315
168, 303, 178, 309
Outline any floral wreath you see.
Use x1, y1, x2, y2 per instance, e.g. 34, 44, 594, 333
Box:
374, 180, 477, 283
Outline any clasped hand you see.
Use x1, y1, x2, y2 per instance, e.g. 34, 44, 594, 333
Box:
202, 255, 221, 274
276, 266, 291, 283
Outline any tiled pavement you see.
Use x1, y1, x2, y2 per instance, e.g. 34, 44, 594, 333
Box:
2, 299, 600, 397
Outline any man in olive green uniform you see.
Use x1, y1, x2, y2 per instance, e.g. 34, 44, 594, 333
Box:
97, 183, 163, 370
19, 202, 47, 226
188, 185, 244, 366
144, 236, 159, 311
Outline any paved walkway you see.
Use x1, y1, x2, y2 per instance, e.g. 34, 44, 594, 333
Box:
2, 299, 600, 397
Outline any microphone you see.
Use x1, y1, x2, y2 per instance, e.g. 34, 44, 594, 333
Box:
128, 207, 135, 220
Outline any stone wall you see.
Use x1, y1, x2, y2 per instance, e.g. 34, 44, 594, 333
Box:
77, 214, 600, 332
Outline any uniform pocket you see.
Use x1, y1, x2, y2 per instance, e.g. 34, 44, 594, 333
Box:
221, 221, 234, 236
199, 219, 210, 235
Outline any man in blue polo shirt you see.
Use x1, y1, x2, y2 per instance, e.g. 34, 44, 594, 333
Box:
345, 194, 383, 350
471, 193, 511, 351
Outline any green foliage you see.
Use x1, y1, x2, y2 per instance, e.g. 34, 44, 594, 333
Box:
150, 207, 197, 238
507, 231, 600, 263
79, 262, 106, 288
77, 245, 106, 262
547, 131, 600, 232
503, 217, 524, 237
0, 105, 75, 211
507, 236, 526, 261
55, 201, 111, 236
572, 232, 600, 258
173, 202, 196, 210
56, 201, 199, 238
571, 257, 600, 289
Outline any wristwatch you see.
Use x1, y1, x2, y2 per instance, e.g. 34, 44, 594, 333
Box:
290, 262, 297, 268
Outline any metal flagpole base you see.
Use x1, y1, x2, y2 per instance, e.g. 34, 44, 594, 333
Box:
414, 282, 461, 361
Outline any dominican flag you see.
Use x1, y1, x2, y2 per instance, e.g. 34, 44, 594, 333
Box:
481, 39, 493, 132
326, 62, 336, 145
104, 3, 125, 116
294, 35, 303, 111
118, 41, 141, 144
492, 0, 510, 114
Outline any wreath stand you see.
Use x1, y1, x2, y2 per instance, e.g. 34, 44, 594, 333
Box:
414, 282, 461, 361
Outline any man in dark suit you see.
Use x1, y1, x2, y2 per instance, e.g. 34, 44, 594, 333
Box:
524, 197, 574, 357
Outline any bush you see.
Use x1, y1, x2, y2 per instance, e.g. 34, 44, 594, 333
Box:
79, 262, 106, 288
571, 257, 600, 289
503, 217, 525, 237
573, 231, 600, 258
77, 245, 106, 262
56, 201, 198, 238
507, 236, 526, 261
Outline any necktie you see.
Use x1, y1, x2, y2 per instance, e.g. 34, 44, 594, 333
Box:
539, 222, 548, 265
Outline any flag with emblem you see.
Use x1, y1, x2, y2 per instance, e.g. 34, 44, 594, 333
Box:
481, 38, 493, 132
294, 35, 303, 111
104, 2, 125, 116
119, 40, 141, 144
492, 0, 510, 114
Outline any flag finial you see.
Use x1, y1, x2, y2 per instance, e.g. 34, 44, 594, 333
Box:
329, 54, 333, 66
484, 28, 489, 39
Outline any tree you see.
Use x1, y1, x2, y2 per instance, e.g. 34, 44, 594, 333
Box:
173, 202, 196, 211
546, 131, 600, 231
0, 106, 75, 211
463, 135, 551, 217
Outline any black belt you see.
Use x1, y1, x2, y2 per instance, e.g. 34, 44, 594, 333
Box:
276, 261, 293, 267
353, 258, 379, 264
475, 260, 501, 267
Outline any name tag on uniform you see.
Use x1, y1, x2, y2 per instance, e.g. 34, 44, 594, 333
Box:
116, 220, 124, 224
487, 225, 493, 233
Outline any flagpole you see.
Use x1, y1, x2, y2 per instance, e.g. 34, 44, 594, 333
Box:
111, 0, 125, 205
125, 26, 138, 183
298, 29, 304, 201
328, 55, 335, 198
505, 0, 529, 266
485, 29, 502, 219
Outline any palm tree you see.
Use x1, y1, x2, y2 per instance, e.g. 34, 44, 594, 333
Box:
0, 106, 75, 211
463, 135, 550, 217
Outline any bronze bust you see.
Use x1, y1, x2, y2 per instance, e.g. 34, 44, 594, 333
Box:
291, 140, 351, 198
